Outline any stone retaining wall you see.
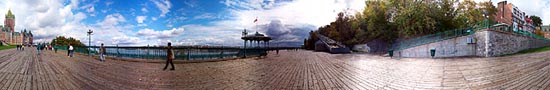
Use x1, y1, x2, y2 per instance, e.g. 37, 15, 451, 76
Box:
395, 30, 550, 58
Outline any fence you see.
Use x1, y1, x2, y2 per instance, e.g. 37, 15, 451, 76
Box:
53, 45, 268, 60
391, 28, 474, 51
391, 20, 549, 51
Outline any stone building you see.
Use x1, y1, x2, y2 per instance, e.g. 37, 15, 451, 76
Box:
0, 9, 33, 45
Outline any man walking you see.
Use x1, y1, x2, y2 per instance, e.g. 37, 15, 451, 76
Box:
37, 44, 41, 55
67, 44, 71, 56
100, 43, 106, 62
163, 42, 175, 70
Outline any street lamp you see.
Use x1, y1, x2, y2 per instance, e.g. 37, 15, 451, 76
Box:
87, 29, 93, 56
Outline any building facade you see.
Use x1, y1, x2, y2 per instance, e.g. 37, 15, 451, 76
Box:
0, 10, 33, 45
542, 25, 550, 38
495, 1, 529, 32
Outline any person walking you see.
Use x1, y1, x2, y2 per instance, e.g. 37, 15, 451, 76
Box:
37, 44, 42, 55
67, 44, 71, 56
69, 44, 74, 57
163, 42, 175, 70
100, 43, 106, 62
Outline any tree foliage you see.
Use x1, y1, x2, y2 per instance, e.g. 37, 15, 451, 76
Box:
530, 15, 543, 27
50, 36, 86, 47
304, 0, 498, 50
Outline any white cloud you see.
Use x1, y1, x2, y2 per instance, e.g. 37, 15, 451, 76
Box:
180, 0, 366, 46
193, 13, 216, 19
111, 35, 145, 45
136, 16, 147, 26
141, 7, 148, 13
222, 0, 365, 29
137, 27, 184, 39
97, 13, 126, 27
86, 6, 94, 13
152, 0, 172, 17
105, 1, 114, 6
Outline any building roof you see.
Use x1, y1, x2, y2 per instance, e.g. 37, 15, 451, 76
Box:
5, 9, 14, 19
241, 31, 272, 41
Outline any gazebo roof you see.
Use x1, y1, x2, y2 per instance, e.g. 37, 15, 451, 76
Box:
242, 32, 272, 41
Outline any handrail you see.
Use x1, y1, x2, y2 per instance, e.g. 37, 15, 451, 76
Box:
392, 20, 549, 51
53, 45, 269, 60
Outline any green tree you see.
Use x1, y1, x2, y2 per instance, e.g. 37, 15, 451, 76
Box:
458, 0, 483, 27
394, 1, 436, 38
50, 36, 86, 47
479, 0, 498, 21
530, 15, 543, 27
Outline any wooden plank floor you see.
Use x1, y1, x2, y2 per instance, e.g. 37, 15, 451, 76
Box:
0, 48, 549, 90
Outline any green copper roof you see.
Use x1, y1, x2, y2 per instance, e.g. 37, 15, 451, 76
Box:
5, 9, 14, 19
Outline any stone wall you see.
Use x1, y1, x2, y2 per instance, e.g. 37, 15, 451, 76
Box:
395, 30, 550, 58
477, 30, 550, 57
395, 35, 477, 58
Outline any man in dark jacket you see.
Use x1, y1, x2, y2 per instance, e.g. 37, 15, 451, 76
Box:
67, 44, 71, 56
163, 42, 175, 70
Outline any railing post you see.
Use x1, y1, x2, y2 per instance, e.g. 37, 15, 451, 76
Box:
116, 44, 120, 57
147, 45, 150, 60
187, 48, 190, 60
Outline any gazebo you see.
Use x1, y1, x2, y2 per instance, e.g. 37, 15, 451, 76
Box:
241, 29, 272, 49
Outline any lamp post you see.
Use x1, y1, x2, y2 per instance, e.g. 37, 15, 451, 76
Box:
87, 29, 93, 56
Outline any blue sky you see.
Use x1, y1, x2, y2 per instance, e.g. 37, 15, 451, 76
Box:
0, 0, 547, 46
0, 0, 366, 46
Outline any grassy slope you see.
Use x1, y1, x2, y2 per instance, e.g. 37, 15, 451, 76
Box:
505, 46, 550, 56
0, 45, 16, 50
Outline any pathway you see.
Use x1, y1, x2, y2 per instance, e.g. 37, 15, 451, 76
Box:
0, 48, 549, 89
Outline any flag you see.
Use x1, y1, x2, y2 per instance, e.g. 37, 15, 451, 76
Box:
254, 18, 258, 23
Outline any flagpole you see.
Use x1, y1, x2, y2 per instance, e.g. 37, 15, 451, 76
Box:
254, 17, 259, 32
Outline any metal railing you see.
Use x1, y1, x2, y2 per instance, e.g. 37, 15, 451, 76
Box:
391, 28, 473, 51
53, 45, 268, 60
391, 20, 549, 51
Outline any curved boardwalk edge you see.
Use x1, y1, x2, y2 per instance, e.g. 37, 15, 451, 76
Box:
0, 48, 548, 89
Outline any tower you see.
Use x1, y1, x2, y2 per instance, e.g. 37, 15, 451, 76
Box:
5, 9, 14, 32
4, 9, 15, 44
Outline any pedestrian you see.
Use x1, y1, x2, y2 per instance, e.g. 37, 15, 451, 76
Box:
69, 44, 74, 57
37, 44, 41, 55
54, 45, 57, 53
67, 45, 71, 56
276, 49, 279, 55
16, 45, 19, 51
100, 43, 106, 62
163, 42, 175, 70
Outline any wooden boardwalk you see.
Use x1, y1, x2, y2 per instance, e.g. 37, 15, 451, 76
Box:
0, 48, 549, 89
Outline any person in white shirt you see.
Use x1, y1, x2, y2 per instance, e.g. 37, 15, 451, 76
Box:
69, 44, 74, 57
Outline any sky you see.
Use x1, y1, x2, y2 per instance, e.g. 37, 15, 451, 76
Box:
0, 0, 547, 47
0, 0, 365, 47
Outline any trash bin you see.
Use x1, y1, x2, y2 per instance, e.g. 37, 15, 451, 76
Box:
430, 48, 436, 58
389, 50, 394, 58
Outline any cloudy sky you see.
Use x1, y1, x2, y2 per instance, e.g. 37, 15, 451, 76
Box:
0, 0, 365, 47
0, 0, 547, 47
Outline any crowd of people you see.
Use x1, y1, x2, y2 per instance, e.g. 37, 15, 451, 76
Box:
23, 42, 176, 70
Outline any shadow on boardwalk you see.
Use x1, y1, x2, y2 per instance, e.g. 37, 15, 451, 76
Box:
0, 48, 549, 89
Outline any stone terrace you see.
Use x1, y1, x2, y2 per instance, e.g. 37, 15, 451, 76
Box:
0, 48, 549, 89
